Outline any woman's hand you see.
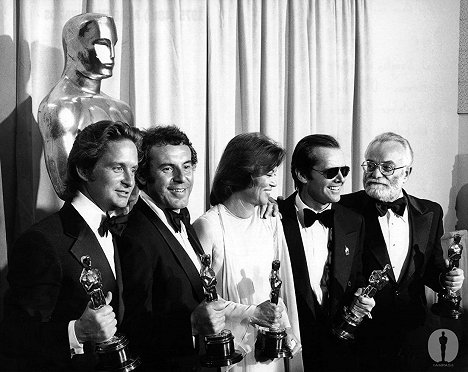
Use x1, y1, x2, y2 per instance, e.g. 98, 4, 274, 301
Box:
250, 300, 283, 328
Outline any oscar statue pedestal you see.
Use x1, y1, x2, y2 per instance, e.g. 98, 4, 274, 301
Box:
255, 260, 291, 361
80, 256, 141, 372
333, 264, 392, 341
95, 334, 141, 372
255, 327, 291, 359
200, 330, 243, 368
432, 233, 464, 319
199, 254, 243, 368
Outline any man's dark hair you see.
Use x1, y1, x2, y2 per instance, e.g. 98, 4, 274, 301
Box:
291, 134, 340, 191
64, 120, 142, 200
136, 126, 198, 188
210, 132, 285, 206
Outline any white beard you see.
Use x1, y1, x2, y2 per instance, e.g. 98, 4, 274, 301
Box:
364, 176, 405, 203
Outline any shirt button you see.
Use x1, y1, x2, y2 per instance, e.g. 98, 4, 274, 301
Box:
395, 290, 400, 296
348, 281, 352, 287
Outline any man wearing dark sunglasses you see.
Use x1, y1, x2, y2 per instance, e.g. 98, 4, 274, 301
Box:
278, 134, 374, 371
340, 132, 464, 371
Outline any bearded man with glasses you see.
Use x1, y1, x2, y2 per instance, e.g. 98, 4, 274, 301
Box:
340, 132, 464, 371
278, 134, 375, 371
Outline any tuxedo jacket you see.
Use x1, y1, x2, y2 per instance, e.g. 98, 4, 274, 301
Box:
117, 198, 205, 370
0, 202, 122, 371
339, 190, 446, 335
278, 193, 366, 370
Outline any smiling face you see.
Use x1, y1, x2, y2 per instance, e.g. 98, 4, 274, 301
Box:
79, 139, 138, 212
241, 168, 278, 207
297, 147, 347, 210
141, 144, 194, 211
363, 140, 412, 202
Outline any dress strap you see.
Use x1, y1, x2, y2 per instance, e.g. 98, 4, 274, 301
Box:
216, 204, 230, 300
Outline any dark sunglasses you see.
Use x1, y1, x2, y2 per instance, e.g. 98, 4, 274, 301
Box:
311, 166, 350, 179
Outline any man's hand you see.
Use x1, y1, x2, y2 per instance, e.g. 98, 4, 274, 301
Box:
443, 265, 465, 292
75, 291, 117, 344
191, 299, 228, 335
351, 288, 375, 317
259, 197, 282, 219
250, 300, 283, 328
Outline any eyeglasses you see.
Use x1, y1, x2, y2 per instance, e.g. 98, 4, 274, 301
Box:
361, 160, 407, 176
311, 166, 350, 179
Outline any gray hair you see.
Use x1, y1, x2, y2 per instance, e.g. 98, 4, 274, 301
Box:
365, 132, 414, 165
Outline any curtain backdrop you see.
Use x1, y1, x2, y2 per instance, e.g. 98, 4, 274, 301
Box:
0, 0, 464, 336
0, 0, 368, 245
0, 0, 369, 321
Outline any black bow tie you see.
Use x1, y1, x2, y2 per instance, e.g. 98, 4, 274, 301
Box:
165, 208, 190, 233
303, 209, 334, 229
375, 197, 407, 217
98, 213, 128, 237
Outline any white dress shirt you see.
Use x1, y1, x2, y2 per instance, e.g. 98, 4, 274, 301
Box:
68, 191, 116, 355
295, 194, 332, 305
378, 193, 410, 281
140, 191, 206, 348
140, 193, 268, 351
139, 190, 201, 273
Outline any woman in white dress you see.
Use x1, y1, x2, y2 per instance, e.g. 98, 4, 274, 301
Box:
194, 133, 302, 371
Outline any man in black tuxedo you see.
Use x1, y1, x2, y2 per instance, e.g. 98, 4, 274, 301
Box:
278, 134, 375, 371
0, 121, 141, 371
118, 126, 280, 370
340, 132, 465, 371
117, 126, 228, 370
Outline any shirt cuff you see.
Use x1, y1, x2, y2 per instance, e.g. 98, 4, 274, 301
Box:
68, 320, 84, 357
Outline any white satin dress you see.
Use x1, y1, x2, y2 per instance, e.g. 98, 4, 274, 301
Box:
195, 204, 303, 372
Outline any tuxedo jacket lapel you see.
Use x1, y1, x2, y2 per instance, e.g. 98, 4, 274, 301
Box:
113, 239, 124, 325
401, 193, 433, 284
182, 208, 205, 257
138, 200, 204, 303
61, 203, 118, 307
330, 204, 357, 315
360, 191, 436, 285
280, 193, 317, 317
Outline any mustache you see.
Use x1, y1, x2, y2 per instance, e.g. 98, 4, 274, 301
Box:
365, 178, 389, 186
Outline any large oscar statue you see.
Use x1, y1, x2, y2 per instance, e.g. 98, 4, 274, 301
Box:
38, 13, 134, 199
333, 264, 392, 341
432, 234, 463, 319
255, 260, 292, 360
199, 254, 243, 368
80, 256, 141, 372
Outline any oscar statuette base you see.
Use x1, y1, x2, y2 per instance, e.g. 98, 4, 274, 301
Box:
95, 334, 141, 372
431, 233, 464, 320
432, 293, 462, 320
255, 328, 292, 360
332, 306, 363, 341
200, 330, 244, 368
333, 264, 392, 342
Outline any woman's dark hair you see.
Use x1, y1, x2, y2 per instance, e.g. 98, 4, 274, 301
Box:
291, 134, 340, 191
64, 120, 142, 200
136, 125, 198, 188
210, 132, 285, 205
